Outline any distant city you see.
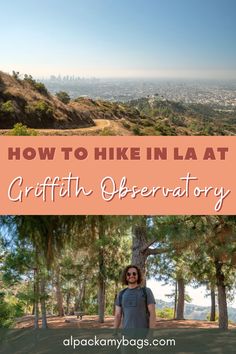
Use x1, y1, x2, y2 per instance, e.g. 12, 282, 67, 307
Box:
41, 77, 236, 109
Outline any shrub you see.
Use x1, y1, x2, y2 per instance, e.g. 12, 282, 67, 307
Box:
121, 120, 131, 129
26, 100, 53, 118
0, 295, 12, 327
7, 123, 38, 136
86, 305, 97, 315
0, 100, 15, 114
169, 115, 187, 127
56, 91, 71, 104
132, 126, 143, 135
157, 307, 174, 319
0, 292, 24, 328
155, 121, 176, 135
12, 71, 20, 80
206, 312, 219, 321
34, 82, 48, 95
140, 118, 153, 127
24, 74, 48, 95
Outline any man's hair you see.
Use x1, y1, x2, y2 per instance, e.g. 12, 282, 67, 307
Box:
121, 265, 143, 285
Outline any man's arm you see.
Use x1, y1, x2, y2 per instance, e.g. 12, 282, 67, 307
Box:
148, 303, 156, 328
114, 305, 122, 328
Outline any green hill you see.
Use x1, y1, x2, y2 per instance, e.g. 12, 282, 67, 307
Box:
127, 96, 236, 135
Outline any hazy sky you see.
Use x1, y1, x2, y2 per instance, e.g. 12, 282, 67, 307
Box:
1, 0, 236, 79
148, 279, 236, 308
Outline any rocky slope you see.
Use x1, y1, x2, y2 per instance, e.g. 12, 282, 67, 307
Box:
0, 71, 145, 130
0, 71, 95, 129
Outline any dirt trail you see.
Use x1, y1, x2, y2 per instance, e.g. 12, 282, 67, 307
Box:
15, 315, 236, 329
0, 119, 132, 136
38, 119, 112, 134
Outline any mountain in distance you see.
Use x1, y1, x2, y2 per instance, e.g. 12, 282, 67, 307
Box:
157, 299, 236, 323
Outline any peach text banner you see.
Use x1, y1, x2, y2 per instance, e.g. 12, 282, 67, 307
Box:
0, 136, 235, 215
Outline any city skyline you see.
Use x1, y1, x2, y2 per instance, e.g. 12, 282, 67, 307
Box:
1, 0, 236, 79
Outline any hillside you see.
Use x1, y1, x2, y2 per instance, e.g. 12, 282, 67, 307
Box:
127, 95, 236, 135
0, 71, 143, 131
1, 71, 236, 136
0, 71, 97, 129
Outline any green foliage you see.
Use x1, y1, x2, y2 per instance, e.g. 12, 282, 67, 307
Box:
206, 312, 219, 321
169, 115, 187, 127
132, 125, 143, 135
34, 82, 48, 95
0, 100, 15, 114
2, 247, 34, 285
1, 214, 236, 328
0, 292, 24, 327
155, 120, 176, 135
121, 120, 131, 129
0, 293, 13, 327
86, 303, 98, 315
26, 100, 53, 118
7, 123, 38, 136
12, 71, 20, 80
23, 74, 48, 95
157, 307, 174, 319
127, 97, 236, 136
56, 91, 71, 104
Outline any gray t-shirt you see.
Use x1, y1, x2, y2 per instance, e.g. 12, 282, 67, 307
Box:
116, 287, 156, 328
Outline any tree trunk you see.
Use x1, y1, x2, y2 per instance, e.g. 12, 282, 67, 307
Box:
55, 268, 64, 317
215, 260, 228, 330
34, 298, 39, 329
66, 292, 71, 315
40, 276, 48, 329
75, 278, 86, 312
81, 280, 86, 312
176, 277, 185, 320
210, 286, 216, 322
34, 268, 39, 329
131, 222, 149, 284
98, 216, 105, 323
173, 280, 178, 319
98, 269, 105, 323
113, 281, 119, 316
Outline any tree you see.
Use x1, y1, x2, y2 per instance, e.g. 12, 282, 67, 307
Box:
85, 216, 131, 323
0, 216, 82, 327
56, 91, 71, 104
12, 71, 20, 80
186, 216, 236, 330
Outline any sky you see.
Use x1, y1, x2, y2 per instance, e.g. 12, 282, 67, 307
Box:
147, 279, 236, 309
1, 0, 236, 79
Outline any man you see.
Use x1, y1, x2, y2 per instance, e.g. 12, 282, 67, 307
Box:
114, 265, 156, 329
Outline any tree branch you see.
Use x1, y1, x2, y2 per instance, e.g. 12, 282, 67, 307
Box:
141, 238, 158, 252
146, 247, 171, 255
